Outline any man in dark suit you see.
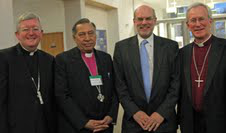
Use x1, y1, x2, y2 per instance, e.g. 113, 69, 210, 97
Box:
55, 18, 118, 133
177, 2, 226, 133
113, 5, 179, 133
0, 13, 56, 133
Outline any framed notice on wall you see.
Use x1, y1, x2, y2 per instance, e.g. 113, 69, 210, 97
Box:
95, 29, 107, 52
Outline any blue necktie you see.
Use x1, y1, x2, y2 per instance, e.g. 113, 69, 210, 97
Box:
140, 40, 151, 102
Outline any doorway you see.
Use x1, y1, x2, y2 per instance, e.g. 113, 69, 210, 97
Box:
41, 32, 64, 56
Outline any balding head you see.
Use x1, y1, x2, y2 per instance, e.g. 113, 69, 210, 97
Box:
133, 5, 157, 39
134, 5, 156, 20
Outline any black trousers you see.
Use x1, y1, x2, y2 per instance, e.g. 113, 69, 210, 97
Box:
35, 104, 48, 133
193, 110, 206, 133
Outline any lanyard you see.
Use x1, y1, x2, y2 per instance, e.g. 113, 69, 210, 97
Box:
82, 53, 104, 102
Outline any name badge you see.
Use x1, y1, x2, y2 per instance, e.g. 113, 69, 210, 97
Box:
89, 75, 103, 86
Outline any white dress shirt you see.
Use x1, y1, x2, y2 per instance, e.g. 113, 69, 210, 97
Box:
138, 34, 154, 84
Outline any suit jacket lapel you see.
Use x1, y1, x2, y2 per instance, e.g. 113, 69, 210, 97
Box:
184, 44, 193, 101
149, 35, 167, 100
71, 47, 90, 77
204, 36, 224, 95
152, 35, 164, 89
95, 50, 104, 76
95, 50, 106, 94
128, 36, 144, 89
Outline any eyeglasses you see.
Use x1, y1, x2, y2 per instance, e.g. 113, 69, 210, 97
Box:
187, 17, 209, 25
19, 27, 42, 33
135, 16, 156, 22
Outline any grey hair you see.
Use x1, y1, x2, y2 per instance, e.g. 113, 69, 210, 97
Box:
186, 2, 212, 21
16, 12, 42, 31
133, 5, 157, 20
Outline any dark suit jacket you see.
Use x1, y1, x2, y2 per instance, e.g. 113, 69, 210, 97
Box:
177, 35, 226, 133
113, 34, 179, 133
0, 44, 56, 133
55, 47, 118, 133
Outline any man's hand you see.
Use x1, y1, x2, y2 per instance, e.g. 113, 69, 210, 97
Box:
93, 116, 113, 132
85, 116, 113, 132
102, 116, 113, 125
133, 111, 150, 130
85, 120, 108, 131
145, 112, 164, 132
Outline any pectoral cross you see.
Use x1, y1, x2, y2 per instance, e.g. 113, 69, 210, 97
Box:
97, 93, 105, 102
195, 76, 203, 88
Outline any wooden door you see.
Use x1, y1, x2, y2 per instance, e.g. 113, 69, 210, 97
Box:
41, 32, 64, 56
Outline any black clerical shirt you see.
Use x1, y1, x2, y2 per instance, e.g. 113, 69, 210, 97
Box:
19, 45, 39, 85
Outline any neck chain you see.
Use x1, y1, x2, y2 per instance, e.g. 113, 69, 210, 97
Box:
193, 44, 211, 88
31, 71, 44, 104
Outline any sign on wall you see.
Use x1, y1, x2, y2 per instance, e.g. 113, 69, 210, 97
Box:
95, 29, 107, 52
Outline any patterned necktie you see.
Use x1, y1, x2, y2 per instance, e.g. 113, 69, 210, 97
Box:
140, 40, 151, 102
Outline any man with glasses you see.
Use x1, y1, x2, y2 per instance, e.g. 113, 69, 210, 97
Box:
0, 12, 56, 133
55, 18, 118, 133
177, 2, 226, 133
113, 5, 179, 133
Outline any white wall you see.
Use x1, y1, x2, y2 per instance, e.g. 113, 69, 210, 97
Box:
107, 9, 119, 56
85, 3, 119, 56
117, 0, 135, 40
13, 0, 65, 33
0, 0, 15, 48
64, 0, 86, 50
85, 5, 108, 30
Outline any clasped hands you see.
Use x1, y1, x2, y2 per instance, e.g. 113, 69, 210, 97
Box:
133, 111, 164, 132
85, 116, 112, 132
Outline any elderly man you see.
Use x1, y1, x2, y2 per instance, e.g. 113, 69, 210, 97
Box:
55, 18, 118, 133
177, 2, 226, 133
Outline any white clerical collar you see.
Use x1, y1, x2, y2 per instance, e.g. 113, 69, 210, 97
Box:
20, 44, 37, 56
84, 52, 93, 58
194, 34, 212, 47
137, 33, 154, 47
